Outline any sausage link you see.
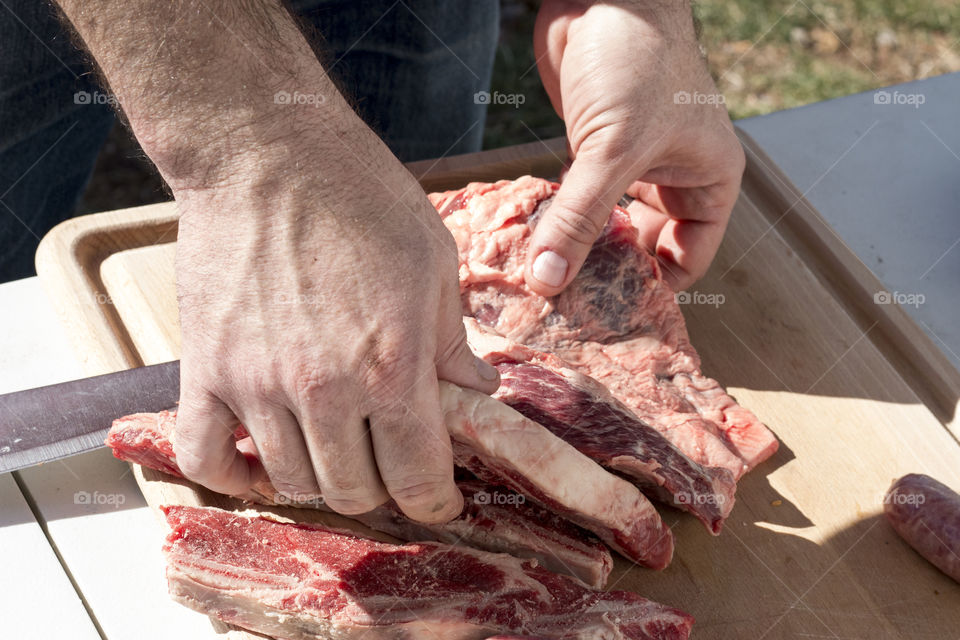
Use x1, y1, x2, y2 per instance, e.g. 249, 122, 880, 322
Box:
884, 473, 960, 583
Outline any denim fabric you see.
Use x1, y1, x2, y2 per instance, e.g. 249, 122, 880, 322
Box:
0, 1, 499, 281
0, 1, 115, 281
290, 0, 499, 161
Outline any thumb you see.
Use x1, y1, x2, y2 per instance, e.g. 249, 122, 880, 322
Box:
525, 154, 633, 296
435, 297, 500, 395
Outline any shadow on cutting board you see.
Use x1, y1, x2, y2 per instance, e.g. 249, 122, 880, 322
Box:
612, 489, 958, 639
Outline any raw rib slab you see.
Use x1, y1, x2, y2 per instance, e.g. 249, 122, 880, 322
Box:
432, 176, 779, 479
162, 505, 694, 640
441, 381, 674, 570
463, 318, 736, 533
106, 410, 612, 588
112, 400, 664, 572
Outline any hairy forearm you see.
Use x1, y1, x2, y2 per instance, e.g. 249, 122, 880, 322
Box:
53, 0, 367, 189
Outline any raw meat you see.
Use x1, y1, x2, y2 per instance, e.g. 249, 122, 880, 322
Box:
162, 505, 694, 640
111, 390, 672, 570
884, 473, 960, 583
431, 176, 779, 479
442, 381, 674, 570
107, 410, 613, 588
464, 318, 736, 533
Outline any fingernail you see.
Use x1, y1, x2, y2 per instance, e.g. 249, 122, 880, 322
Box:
476, 357, 499, 382
532, 250, 568, 288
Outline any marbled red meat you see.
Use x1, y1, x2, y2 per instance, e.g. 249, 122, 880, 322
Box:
107, 410, 613, 587
431, 176, 778, 480
463, 318, 736, 533
162, 505, 694, 640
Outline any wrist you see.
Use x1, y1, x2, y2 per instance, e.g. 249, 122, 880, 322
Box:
170, 107, 417, 230
133, 75, 367, 192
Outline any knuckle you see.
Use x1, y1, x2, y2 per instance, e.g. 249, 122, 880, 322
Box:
388, 476, 452, 507
313, 458, 372, 494
267, 451, 319, 487
362, 346, 420, 404
323, 491, 386, 515
731, 141, 747, 175
272, 481, 321, 501
551, 209, 604, 246
257, 444, 316, 491
260, 444, 305, 473
172, 444, 209, 481
172, 430, 234, 480
232, 368, 280, 402
287, 362, 335, 404
324, 471, 371, 497
437, 329, 471, 366
270, 470, 317, 495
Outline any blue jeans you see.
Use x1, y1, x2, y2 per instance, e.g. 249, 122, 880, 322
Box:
0, 1, 499, 281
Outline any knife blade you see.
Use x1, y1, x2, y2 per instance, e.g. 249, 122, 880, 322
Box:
0, 360, 180, 474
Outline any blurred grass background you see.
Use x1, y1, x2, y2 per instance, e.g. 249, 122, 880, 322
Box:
84, 0, 960, 211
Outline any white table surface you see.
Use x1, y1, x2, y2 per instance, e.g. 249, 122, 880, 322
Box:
0, 277, 214, 639
739, 71, 960, 369
2, 73, 959, 638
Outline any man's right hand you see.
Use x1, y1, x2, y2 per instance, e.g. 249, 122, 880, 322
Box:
172, 125, 500, 524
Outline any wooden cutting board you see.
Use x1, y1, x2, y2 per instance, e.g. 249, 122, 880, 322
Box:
36, 132, 960, 639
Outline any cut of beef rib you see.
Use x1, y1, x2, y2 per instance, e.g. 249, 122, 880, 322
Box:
111, 385, 673, 571
441, 381, 674, 570
107, 410, 613, 588
431, 176, 779, 480
463, 318, 736, 533
162, 505, 694, 640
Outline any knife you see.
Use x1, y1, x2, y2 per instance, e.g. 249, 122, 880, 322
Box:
0, 360, 180, 474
